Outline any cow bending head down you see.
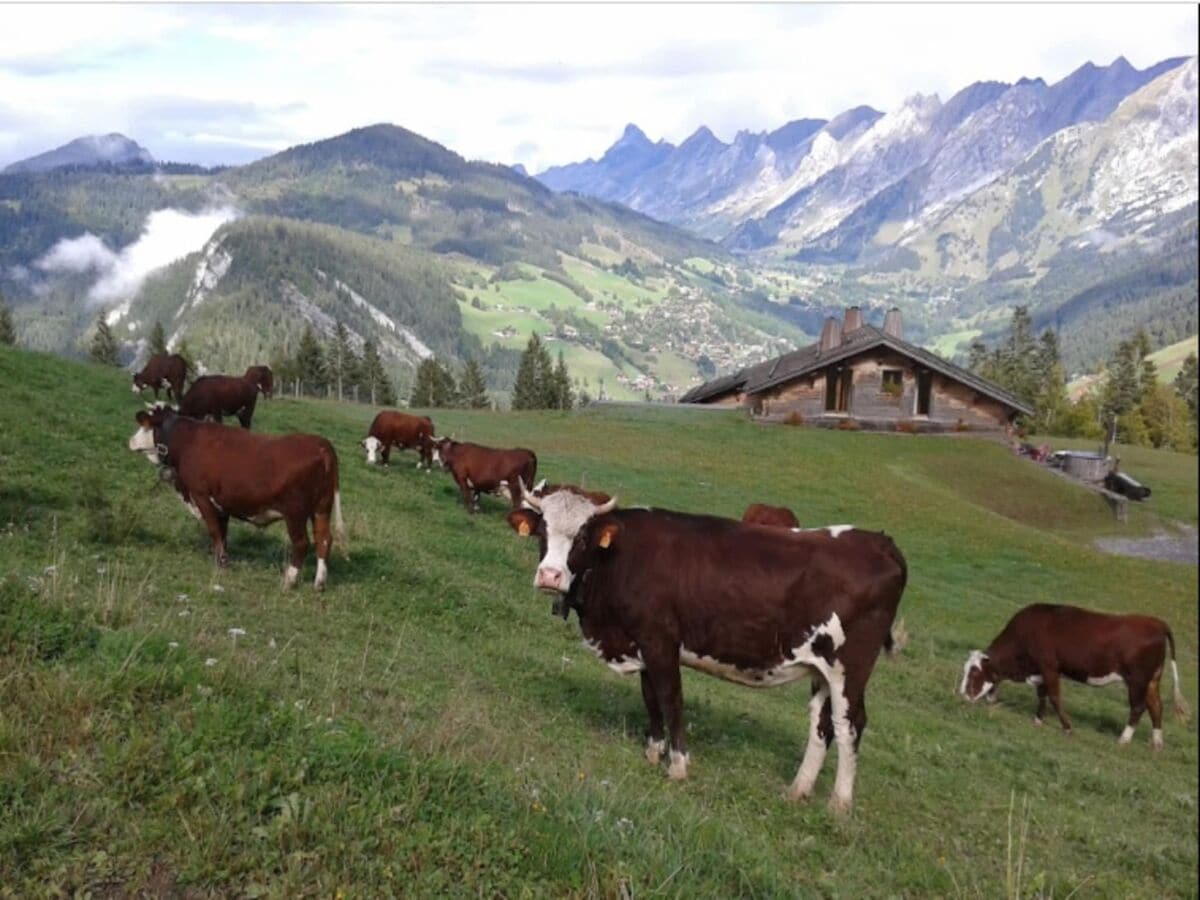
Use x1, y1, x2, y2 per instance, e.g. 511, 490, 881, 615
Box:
959, 651, 999, 703
361, 435, 384, 464
511, 483, 617, 593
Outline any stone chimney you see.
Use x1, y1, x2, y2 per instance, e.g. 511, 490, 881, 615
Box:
882, 307, 903, 339
818, 316, 842, 352
843, 306, 864, 334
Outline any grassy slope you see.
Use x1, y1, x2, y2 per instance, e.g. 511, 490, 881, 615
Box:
1148, 335, 1199, 384
1, 345, 1196, 898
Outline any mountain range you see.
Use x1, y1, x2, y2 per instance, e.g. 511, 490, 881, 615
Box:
3, 134, 157, 174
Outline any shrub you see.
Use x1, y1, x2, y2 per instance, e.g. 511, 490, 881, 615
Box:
783, 411, 804, 427
895, 420, 919, 434
953, 419, 971, 433
837, 418, 861, 431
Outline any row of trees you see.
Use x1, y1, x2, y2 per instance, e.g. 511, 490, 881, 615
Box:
409, 357, 490, 408
969, 307, 1197, 452
407, 334, 574, 411
273, 323, 397, 406
0, 292, 16, 346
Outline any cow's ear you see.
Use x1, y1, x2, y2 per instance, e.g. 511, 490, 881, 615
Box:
135, 410, 151, 426
594, 521, 620, 550
507, 509, 540, 537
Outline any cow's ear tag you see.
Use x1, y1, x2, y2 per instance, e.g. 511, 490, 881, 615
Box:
518, 520, 531, 537
597, 524, 618, 549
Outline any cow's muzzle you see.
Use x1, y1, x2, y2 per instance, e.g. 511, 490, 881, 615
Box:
534, 566, 567, 593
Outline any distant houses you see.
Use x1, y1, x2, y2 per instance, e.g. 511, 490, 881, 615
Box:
680, 306, 1033, 431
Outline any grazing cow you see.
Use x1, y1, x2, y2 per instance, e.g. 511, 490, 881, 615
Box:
508, 486, 907, 812
361, 411, 435, 469
244, 365, 275, 399
432, 437, 537, 512
132, 353, 189, 402
179, 374, 259, 429
127, 406, 345, 589
960, 604, 1190, 749
742, 503, 800, 529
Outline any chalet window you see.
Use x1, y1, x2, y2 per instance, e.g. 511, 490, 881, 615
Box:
881, 370, 903, 396
824, 368, 852, 413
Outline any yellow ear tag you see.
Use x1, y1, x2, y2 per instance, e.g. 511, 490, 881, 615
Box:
598, 529, 612, 549
518, 521, 531, 537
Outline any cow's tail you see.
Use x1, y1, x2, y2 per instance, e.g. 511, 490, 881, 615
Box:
882, 537, 910, 658
1166, 627, 1190, 722
323, 443, 349, 560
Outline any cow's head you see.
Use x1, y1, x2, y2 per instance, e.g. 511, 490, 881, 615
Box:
131, 372, 146, 394
959, 651, 998, 703
508, 482, 617, 594
430, 437, 456, 469
128, 404, 175, 464
361, 435, 384, 464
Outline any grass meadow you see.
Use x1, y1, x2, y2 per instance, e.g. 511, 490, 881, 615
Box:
1, 345, 1196, 898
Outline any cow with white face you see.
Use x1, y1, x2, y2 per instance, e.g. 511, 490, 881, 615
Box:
509, 482, 908, 812
960, 651, 999, 704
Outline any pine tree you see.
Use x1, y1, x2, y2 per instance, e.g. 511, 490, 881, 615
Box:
552, 351, 573, 410
458, 358, 490, 409
295, 325, 326, 397
966, 340, 988, 373
175, 338, 195, 373
148, 320, 168, 356
89, 315, 121, 366
326, 321, 355, 402
410, 359, 436, 407
0, 294, 15, 346
512, 335, 543, 410
1173, 353, 1198, 422
1101, 340, 1142, 451
359, 340, 394, 407
534, 340, 555, 407
431, 359, 458, 408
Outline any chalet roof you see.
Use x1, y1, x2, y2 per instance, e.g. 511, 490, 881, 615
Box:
679, 324, 1035, 416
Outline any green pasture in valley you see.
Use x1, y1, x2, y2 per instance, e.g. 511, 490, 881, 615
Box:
1, 345, 1196, 897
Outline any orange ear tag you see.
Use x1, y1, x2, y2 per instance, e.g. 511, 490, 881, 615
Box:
518, 521, 531, 537
598, 529, 612, 548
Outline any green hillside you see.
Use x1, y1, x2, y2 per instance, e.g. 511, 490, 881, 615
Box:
1, 346, 1196, 896
1149, 335, 1200, 383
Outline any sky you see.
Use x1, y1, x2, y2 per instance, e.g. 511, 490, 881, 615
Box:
0, 2, 1196, 173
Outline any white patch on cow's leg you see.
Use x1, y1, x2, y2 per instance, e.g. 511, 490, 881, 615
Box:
667, 750, 689, 781
645, 737, 666, 765
283, 565, 300, 589
1086, 672, 1123, 687
827, 666, 856, 814
314, 558, 328, 591
1118, 725, 1135, 745
1151, 728, 1164, 750
788, 683, 831, 801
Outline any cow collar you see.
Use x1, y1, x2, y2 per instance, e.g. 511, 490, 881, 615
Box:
153, 413, 183, 469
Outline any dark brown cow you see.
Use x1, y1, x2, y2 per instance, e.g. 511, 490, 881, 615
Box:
179, 374, 259, 429
244, 365, 274, 399
128, 406, 345, 589
361, 411, 434, 469
960, 604, 1190, 749
508, 488, 907, 812
432, 437, 536, 512
742, 503, 800, 529
132, 353, 189, 402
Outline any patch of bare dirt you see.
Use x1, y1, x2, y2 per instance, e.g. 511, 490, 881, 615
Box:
1094, 523, 1199, 564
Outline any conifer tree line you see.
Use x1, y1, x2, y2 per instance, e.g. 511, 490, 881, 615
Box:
511, 333, 573, 411
969, 307, 1196, 452
272, 322, 397, 406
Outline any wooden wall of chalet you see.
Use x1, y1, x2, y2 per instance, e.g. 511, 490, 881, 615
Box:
748, 349, 1013, 430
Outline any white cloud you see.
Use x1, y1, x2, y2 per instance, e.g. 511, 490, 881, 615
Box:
35, 206, 239, 305
0, 4, 1195, 172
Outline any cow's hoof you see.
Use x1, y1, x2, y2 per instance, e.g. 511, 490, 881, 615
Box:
1151, 733, 1164, 751
1032, 717, 1043, 727
785, 784, 813, 803
644, 739, 665, 765
666, 751, 689, 781
217, 554, 230, 569
827, 794, 853, 816
282, 565, 300, 589
1062, 728, 1072, 738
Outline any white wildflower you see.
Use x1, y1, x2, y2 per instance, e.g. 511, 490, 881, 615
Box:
168, 642, 179, 650
178, 610, 191, 617
212, 585, 224, 593
43, 565, 57, 575
269, 637, 277, 649
204, 658, 218, 667
176, 593, 189, 603
228, 627, 246, 638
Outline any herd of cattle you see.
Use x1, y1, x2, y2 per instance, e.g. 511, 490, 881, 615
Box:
124, 352, 1191, 812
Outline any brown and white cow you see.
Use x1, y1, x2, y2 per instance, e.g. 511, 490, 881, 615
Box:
244, 365, 274, 399
960, 603, 1190, 749
179, 374, 259, 429
432, 437, 537, 512
508, 486, 907, 812
742, 503, 800, 529
128, 406, 345, 589
361, 411, 435, 469
132, 353, 190, 402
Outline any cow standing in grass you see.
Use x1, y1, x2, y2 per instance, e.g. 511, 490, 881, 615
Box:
432, 437, 537, 512
508, 484, 907, 812
128, 406, 346, 589
179, 374, 259, 429
960, 603, 1190, 748
132, 353, 190, 403
361, 410, 435, 469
